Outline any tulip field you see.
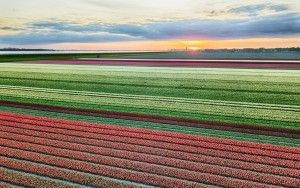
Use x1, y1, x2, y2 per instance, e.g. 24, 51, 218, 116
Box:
0, 59, 299, 187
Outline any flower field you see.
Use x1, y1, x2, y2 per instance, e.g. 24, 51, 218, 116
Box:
0, 59, 299, 187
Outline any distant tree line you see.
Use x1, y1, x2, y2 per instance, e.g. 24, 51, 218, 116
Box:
0, 48, 55, 51
2, 47, 300, 52
202, 47, 300, 53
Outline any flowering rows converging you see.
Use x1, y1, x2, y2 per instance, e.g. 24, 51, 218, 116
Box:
0, 59, 299, 187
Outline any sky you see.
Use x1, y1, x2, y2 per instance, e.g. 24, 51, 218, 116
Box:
0, 0, 299, 50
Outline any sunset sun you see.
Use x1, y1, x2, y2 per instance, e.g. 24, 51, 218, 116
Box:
186, 40, 205, 51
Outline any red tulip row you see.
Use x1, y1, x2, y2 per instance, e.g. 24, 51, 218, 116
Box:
2, 143, 293, 188
1, 111, 298, 154
0, 146, 211, 188
0, 181, 16, 187
0, 166, 79, 188
3, 138, 288, 188
0, 115, 299, 162
0, 131, 299, 187
1, 112, 300, 187
0, 155, 146, 188
1, 124, 297, 179
0, 119, 298, 170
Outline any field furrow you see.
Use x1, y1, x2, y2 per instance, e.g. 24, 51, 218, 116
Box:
0, 146, 217, 188
0, 166, 83, 188
0, 124, 298, 179
0, 60, 299, 187
0, 120, 298, 170
0, 132, 299, 186
0, 114, 298, 161
1, 110, 298, 153
0, 105, 299, 147
0, 156, 151, 188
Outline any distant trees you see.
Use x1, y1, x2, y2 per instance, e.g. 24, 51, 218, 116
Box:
201, 47, 300, 53
0, 48, 54, 51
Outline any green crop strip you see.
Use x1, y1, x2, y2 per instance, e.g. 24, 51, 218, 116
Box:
0, 63, 299, 131
0, 64, 299, 106
0, 87, 299, 130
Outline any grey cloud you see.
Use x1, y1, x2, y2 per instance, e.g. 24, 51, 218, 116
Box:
29, 21, 106, 32
0, 31, 138, 45
0, 12, 299, 45
269, 4, 290, 12
228, 3, 289, 16
0, 26, 22, 31
112, 13, 300, 39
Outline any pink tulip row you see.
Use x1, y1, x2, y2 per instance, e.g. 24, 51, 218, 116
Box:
2, 140, 298, 188
0, 165, 78, 188
0, 113, 299, 187
0, 118, 298, 170
0, 181, 16, 187
0, 114, 300, 187
0, 155, 144, 188
0, 131, 299, 187
0, 145, 208, 188
1, 124, 298, 179
0, 138, 279, 187
1, 111, 298, 154
0, 114, 299, 162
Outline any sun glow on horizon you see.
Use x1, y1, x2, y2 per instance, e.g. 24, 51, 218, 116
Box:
33, 36, 300, 51
187, 47, 202, 51
186, 40, 205, 51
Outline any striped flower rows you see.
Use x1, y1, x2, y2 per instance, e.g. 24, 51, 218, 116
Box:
0, 112, 299, 187
0, 60, 299, 187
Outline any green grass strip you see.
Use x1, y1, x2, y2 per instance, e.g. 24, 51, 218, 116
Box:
0, 64, 299, 106
0, 85, 299, 128
0, 63, 299, 130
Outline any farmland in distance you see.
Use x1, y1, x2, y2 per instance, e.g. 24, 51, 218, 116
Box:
0, 55, 299, 187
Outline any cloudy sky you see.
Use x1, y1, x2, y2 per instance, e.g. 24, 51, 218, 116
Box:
0, 0, 299, 50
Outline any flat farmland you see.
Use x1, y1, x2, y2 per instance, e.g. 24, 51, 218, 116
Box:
0, 59, 299, 187
20, 59, 300, 68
